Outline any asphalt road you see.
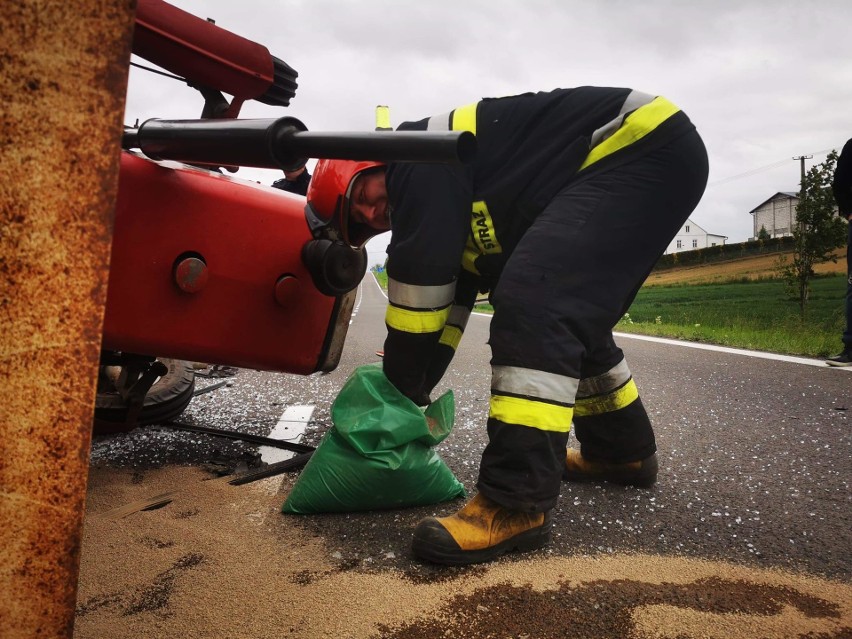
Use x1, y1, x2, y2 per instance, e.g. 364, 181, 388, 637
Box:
90, 274, 851, 581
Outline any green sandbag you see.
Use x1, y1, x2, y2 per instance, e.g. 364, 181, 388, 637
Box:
282, 364, 466, 514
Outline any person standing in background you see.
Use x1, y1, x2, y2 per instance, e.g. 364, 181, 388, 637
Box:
827, 138, 852, 366
272, 164, 311, 196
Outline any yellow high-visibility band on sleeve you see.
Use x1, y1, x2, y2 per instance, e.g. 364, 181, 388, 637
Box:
574, 379, 640, 417
489, 395, 573, 433
451, 102, 478, 134
386, 305, 450, 334
438, 325, 463, 350
461, 246, 480, 274
580, 96, 680, 171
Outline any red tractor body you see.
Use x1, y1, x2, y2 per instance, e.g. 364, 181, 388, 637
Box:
102, 152, 353, 374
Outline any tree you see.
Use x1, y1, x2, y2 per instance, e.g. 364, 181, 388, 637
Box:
777, 151, 848, 314
757, 225, 771, 241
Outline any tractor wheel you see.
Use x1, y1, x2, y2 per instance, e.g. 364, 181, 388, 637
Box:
94, 357, 196, 434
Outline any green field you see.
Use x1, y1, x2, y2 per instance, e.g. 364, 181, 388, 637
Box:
617, 275, 847, 358
370, 269, 847, 358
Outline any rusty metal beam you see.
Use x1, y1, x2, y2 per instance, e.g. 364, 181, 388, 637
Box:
0, 1, 135, 637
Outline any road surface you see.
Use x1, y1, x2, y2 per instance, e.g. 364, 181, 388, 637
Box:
76, 274, 852, 638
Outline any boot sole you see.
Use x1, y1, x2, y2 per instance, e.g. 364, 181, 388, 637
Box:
412, 517, 552, 566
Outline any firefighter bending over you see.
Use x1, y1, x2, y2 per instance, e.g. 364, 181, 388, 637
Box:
307, 86, 709, 565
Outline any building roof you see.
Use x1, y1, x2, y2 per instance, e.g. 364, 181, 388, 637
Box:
749, 191, 799, 214
683, 217, 707, 234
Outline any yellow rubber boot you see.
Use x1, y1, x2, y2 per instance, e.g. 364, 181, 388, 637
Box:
563, 448, 658, 487
411, 493, 551, 565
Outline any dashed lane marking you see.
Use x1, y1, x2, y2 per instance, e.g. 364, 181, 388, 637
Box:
259, 404, 314, 464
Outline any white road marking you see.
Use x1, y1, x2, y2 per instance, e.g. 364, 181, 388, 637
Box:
350, 283, 363, 325
614, 332, 852, 371
259, 404, 314, 464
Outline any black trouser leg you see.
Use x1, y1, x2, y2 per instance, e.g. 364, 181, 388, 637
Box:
478, 129, 708, 512
573, 336, 656, 463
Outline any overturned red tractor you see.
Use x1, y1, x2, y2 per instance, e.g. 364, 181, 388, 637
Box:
97, 0, 475, 430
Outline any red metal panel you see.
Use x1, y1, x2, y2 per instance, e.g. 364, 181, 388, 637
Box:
102, 152, 341, 374
133, 0, 274, 101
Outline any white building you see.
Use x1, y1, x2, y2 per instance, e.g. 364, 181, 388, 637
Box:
663, 218, 727, 254
749, 192, 799, 239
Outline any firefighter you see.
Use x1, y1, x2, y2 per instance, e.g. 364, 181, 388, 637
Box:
272, 164, 312, 196
306, 86, 709, 565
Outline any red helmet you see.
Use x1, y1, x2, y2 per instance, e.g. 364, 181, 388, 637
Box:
306, 159, 385, 247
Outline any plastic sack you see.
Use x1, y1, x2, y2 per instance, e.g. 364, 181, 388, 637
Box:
282, 364, 466, 514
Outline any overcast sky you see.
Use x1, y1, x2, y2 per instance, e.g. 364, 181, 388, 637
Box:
125, 0, 852, 266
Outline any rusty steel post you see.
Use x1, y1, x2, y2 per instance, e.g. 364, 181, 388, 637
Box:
0, 2, 135, 637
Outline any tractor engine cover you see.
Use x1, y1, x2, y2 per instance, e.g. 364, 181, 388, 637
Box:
102, 151, 355, 374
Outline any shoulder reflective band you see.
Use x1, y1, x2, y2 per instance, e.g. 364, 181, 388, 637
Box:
388, 278, 455, 309
426, 110, 452, 131
426, 101, 479, 135
386, 304, 451, 334
580, 96, 681, 171
450, 102, 478, 134
576, 359, 632, 398
574, 378, 640, 417
489, 395, 573, 432
492, 365, 579, 403
589, 90, 655, 148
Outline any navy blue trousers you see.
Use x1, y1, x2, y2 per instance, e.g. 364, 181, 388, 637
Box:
480, 128, 709, 512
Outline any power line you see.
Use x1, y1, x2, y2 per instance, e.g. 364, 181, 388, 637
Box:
707, 148, 834, 188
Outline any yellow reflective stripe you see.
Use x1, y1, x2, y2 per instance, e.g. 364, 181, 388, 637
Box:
574, 379, 640, 417
375, 105, 392, 130
386, 304, 450, 334
489, 395, 573, 433
451, 102, 478, 134
461, 245, 480, 274
438, 325, 463, 350
579, 96, 680, 171
470, 200, 502, 254
589, 90, 655, 147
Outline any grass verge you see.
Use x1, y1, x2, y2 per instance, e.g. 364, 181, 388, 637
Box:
618, 275, 846, 358
371, 270, 847, 359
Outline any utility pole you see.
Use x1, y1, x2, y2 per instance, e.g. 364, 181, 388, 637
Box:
793, 154, 812, 188
793, 154, 812, 233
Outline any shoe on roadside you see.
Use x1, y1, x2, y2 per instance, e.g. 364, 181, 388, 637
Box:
563, 449, 658, 487
411, 493, 551, 566
825, 349, 852, 367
